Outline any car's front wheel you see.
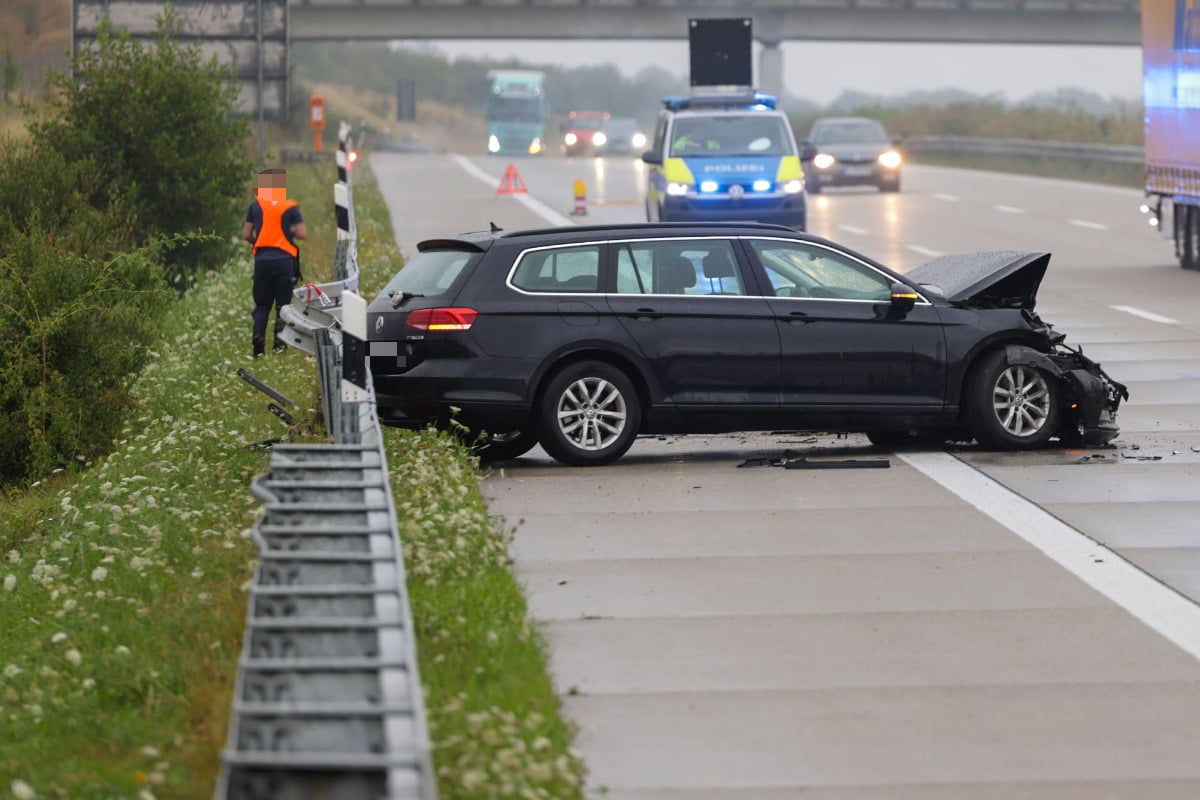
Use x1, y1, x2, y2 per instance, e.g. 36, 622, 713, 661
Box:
538, 362, 641, 466
966, 349, 1061, 449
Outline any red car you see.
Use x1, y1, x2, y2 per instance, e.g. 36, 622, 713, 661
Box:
561, 110, 610, 157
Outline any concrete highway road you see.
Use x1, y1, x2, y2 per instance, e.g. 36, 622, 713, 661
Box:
371, 151, 1200, 799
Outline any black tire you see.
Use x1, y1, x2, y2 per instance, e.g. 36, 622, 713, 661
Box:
537, 361, 641, 466
965, 349, 1062, 450
880, 177, 901, 193
471, 429, 538, 463
807, 180, 822, 195
1183, 205, 1199, 271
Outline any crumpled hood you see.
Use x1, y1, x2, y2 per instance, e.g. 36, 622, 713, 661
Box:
906, 251, 1050, 309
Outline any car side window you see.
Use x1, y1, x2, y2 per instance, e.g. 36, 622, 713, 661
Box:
615, 240, 746, 296
511, 245, 600, 293
749, 239, 892, 301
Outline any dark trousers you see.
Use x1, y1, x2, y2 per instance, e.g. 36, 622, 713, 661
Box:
252, 257, 296, 351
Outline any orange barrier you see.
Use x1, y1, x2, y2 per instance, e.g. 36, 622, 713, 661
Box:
571, 178, 588, 216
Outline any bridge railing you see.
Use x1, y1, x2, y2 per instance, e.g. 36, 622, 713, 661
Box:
217, 124, 437, 800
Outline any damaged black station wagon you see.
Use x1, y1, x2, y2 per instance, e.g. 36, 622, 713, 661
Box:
367, 222, 1127, 467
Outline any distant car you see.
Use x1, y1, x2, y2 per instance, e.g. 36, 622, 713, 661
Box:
802, 116, 903, 193
594, 117, 648, 156
562, 110, 610, 157
367, 221, 1127, 467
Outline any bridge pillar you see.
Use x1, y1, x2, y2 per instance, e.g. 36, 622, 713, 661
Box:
758, 39, 783, 97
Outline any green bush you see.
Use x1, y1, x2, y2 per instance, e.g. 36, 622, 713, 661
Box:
29, 7, 253, 287
0, 143, 173, 485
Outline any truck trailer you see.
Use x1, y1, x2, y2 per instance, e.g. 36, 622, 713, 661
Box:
1142, 0, 1200, 269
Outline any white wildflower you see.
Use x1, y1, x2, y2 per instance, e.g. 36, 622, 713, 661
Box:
64, 649, 82, 666
91, 566, 108, 582
140, 745, 161, 758
4, 574, 15, 591
51, 633, 68, 644
4, 664, 23, 678
7, 550, 19, 563
11, 779, 36, 800
115, 646, 131, 656
82, 678, 96, 690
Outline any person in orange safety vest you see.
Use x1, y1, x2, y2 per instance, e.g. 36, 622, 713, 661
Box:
243, 168, 308, 357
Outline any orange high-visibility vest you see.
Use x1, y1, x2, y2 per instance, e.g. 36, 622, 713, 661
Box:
253, 196, 299, 257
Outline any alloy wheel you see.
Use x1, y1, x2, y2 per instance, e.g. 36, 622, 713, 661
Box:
991, 365, 1052, 438
556, 376, 628, 452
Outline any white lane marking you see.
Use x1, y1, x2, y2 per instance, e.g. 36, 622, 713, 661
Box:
837, 224, 869, 235
1069, 218, 1109, 230
452, 155, 575, 227
933, 193, 960, 203
994, 204, 1026, 214
899, 451, 1200, 662
907, 244, 944, 258
1111, 305, 1180, 325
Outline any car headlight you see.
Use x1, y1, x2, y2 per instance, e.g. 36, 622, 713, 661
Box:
666, 182, 690, 197
488, 135, 500, 153
752, 179, 771, 192
813, 153, 836, 170
782, 179, 804, 194
632, 132, 647, 148
699, 180, 719, 193
592, 132, 607, 147
564, 132, 578, 146
878, 150, 902, 169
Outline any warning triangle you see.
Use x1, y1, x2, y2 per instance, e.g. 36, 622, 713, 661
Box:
496, 164, 528, 195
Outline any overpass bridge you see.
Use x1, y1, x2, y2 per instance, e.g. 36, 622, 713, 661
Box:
290, 0, 1141, 47
290, 0, 1141, 96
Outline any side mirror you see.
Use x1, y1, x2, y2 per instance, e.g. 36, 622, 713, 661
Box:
889, 282, 918, 313
641, 150, 662, 165
800, 142, 818, 161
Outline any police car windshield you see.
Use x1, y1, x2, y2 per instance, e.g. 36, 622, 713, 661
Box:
670, 115, 793, 158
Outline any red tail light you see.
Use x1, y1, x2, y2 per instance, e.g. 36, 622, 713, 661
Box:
406, 307, 478, 331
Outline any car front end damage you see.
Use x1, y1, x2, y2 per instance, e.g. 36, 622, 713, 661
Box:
1005, 323, 1129, 446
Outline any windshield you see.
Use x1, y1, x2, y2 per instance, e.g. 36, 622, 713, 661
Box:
569, 116, 606, 130
378, 249, 479, 299
812, 120, 889, 145
669, 115, 794, 158
489, 95, 543, 123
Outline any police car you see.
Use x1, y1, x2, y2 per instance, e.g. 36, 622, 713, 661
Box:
642, 93, 809, 230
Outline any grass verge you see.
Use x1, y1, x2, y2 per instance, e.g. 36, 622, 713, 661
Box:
0, 153, 583, 799
906, 151, 1144, 189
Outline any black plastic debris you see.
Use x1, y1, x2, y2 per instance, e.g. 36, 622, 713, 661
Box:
784, 458, 890, 470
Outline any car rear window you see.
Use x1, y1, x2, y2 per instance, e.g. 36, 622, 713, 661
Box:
378, 249, 478, 299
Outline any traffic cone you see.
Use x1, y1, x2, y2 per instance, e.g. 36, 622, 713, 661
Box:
496, 164, 528, 195
570, 178, 588, 216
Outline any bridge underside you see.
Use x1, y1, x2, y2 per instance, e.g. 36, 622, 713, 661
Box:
290, 4, 1139, 47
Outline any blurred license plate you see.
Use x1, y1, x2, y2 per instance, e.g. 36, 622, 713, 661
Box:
844, 166, 874, 176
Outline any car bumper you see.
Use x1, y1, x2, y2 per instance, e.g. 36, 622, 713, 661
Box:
661, 194, 807, 228
372, 360, 535, 431
810, 164, 899, 186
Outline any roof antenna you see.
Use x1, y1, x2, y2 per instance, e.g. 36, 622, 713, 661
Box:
490, 221, 503, 233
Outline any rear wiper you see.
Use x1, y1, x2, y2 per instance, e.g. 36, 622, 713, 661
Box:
389, 290, 425, 308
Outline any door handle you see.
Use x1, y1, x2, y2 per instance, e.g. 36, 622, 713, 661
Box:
783, 311, 811, 325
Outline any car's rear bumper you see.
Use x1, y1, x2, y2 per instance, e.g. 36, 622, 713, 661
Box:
811, 165, 899, 187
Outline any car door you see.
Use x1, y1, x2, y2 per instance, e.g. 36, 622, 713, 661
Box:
743, 237, 947, 409
605, 237, 780, 418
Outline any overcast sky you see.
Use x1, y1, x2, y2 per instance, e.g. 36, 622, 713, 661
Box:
429, 39, 1144, 105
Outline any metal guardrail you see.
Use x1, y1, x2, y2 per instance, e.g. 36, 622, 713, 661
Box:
218, 124, 437, 799
902, 135, 1144, 166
